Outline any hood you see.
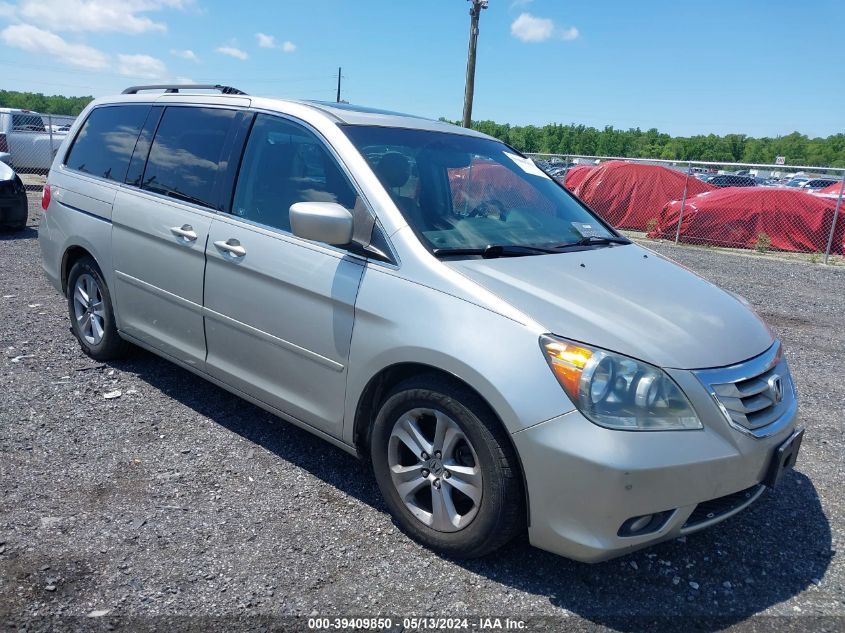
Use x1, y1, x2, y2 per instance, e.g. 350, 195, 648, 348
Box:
446, 244, 773, 370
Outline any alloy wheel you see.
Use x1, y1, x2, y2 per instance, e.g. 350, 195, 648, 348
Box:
72, 273, 106, 345
387, 407, 483, 532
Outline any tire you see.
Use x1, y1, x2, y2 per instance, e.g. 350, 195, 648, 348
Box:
370, 375, 524, 558
66, 256, 131, 361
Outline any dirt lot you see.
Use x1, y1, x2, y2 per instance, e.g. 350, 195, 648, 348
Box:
1, 196, 843, 632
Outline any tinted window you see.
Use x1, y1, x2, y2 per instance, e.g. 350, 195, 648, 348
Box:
231, 114, 357, 232
125, 107, 163, 187
11, 113, 45, 132
142, 107, 236, 208
65, 105, 149, 182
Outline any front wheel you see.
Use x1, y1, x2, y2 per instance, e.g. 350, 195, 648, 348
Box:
370, 376, 524, 558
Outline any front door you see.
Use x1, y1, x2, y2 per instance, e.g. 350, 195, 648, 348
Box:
203, 113, 367, 437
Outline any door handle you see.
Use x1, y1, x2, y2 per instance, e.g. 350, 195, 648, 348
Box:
170, 224, 197, 242
214, 238, 246, 258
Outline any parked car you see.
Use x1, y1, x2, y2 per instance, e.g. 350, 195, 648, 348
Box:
547, 165, 571, 178
0, 160, 28, 231
784, 177, 810, 188
39, 85, 802, 563
0, 108, 67, 172
704, 174, 757, 188
801, 178, 840, 190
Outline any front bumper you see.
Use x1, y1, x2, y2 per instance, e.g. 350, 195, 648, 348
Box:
512, 381, 797, 563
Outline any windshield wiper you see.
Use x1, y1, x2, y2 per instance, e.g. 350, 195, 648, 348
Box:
548, 235, 630, 250
432, 244, 558, 259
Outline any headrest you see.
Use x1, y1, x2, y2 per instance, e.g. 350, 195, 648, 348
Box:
376, 152, 411, 189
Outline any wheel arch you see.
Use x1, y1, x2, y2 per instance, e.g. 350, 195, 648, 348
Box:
61, 244, 98, 296
352, 362, 531, 525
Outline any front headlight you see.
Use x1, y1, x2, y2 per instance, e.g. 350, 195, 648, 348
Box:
540, 335, 702, 431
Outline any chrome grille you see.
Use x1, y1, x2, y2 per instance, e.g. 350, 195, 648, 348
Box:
694, 342, 796, 438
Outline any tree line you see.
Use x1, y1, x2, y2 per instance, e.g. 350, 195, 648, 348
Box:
447, 119, 845, 168
0, 90, 93, 116
2, 89, 842, 167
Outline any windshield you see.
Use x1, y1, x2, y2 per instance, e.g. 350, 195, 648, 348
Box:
342, 126, 617, 252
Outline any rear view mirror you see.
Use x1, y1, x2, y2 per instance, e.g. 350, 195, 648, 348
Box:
289, 202, 354, 246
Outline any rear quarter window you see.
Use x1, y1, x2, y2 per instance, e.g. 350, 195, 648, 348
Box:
65, 105, 150, 182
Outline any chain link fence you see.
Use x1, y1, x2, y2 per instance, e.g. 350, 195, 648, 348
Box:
3, 112, 844, 264
0, 112, 76, 189
529, 153, 845, 264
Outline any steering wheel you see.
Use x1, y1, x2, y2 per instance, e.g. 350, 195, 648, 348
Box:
467, 199, 508, 221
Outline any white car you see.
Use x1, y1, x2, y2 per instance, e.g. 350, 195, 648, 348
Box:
0, 108, 67, 172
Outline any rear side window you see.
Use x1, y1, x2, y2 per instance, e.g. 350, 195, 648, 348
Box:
11, 113, 45, 132
65, 105, 150, 182
141, 106, 236, 208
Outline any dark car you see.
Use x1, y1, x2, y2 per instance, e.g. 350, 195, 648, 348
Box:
0, 161, 28, 231
705, 174, 757, 188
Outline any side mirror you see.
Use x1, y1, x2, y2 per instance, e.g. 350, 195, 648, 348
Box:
289, 201, 354, 246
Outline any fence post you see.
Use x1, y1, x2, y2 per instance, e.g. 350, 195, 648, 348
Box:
674, 161, 693, 244
823, 170, 845, 264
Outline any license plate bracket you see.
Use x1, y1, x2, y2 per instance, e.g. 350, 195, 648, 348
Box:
764, 427, 804, 488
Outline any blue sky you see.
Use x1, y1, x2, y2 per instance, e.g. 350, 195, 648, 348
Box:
0, 0, 843, 138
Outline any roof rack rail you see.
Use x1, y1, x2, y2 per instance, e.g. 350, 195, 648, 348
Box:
121, 84, 247, 95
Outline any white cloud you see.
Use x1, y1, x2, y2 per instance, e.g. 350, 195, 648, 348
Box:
171, 48, 198, 61
118, 53, 166, 78
174, 76, 194, 84
255, 33, 296, 53
559, 26, 579, 41
510, 12, 579, 43
255, 32, 275, 48
16, 0, 188, 34
0, 2, 15, 18
509, 0, 533, 8
0, 23, 109, 69
216, 45, 248, 60
511, 13, 554, 42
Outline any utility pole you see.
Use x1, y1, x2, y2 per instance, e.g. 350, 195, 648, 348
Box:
462, 0, 488, 128
336, 67, 342, 103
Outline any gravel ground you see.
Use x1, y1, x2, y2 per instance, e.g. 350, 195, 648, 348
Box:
1, 196, 843, 632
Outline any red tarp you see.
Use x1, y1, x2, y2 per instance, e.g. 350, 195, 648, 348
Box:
562, 164, 595, 191
817, 182, 844, 195
570, 161, 715, 230
648, 187, 845, 254
449, 160, 554, 214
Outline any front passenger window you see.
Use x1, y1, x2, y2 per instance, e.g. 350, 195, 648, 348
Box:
231, 114, 357, 232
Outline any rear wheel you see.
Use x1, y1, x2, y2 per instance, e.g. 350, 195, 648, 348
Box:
67, 256, 131, 361
370, 376, 524, 558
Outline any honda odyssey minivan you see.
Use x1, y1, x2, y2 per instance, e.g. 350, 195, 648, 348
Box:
39, 85, 802, 562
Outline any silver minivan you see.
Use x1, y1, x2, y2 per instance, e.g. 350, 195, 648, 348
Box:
39, 85, 802, 562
